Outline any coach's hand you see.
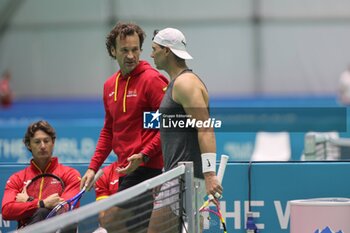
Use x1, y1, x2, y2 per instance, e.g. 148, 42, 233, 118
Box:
81, 168, 96, 189
117, 153, 143, 175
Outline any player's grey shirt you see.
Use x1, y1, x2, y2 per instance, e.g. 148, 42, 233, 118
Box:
159, 69, 204, 179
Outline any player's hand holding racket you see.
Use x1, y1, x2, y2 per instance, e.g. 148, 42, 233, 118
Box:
204, 173, 223, 203
46, 169, 104, 218
199, 155, 229, 233
80, 168, 96, 190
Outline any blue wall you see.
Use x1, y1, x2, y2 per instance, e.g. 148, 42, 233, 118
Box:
0, 96, 347, 163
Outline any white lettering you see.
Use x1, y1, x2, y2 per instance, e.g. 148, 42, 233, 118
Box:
215, 120, 222, 128
222, 201, 242, 229
162, 119, 169, 128
224, 142, 253, 160
203, 118, 211, 128
178, 121, 184, 128
55, 138, 79, 156
196, 120, 203, 128
201, 200, 291, 230
81, 138, 95, 157
186, 119, 196, 127
145, 122, 154, 128
54, 138, 98, 162
0, 214, 10, 227
0, 139, 27, 159
274, 200, 290, 229
0, 137, 98, 163
163, 118, 221, 128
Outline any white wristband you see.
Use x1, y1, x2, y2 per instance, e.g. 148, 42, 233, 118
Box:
201, 153, 216, 173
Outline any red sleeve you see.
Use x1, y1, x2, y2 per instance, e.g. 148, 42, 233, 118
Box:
141, 74, 168, 158
1, 174, 39, 220
94, 169, 110, 201
89, 85, 113, 172
60, 168, 81, 205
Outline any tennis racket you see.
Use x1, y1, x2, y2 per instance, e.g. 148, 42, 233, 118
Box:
26, 173, 65, 200
199, 154, 229, 233
18, 174, 65, 228
46, 169, 104, 218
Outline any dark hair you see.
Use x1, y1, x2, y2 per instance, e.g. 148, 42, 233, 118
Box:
152, 29, 165, 48
106, 22, 146, 59
23, 120, 56, 151
152, 29, 159, 41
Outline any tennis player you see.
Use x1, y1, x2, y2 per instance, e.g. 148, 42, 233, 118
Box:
1, 120, 81, 231
148, 28, 223, 233
81, 22, 168, 232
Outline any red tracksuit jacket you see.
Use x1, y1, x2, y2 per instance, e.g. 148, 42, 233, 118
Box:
94, 162, 119, 201
89, 61, 168, 174
1, 157, 81, 225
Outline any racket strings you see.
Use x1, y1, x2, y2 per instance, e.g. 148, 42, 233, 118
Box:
199, 200, 227, 233
26, 174, 65, 200
200, 200, 227, 232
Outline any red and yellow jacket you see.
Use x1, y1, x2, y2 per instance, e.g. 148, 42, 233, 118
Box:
95, 162, 119, 201
89, 61, 168, 174
1, 157, 81, 224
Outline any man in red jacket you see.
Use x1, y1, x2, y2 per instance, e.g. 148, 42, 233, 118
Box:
81, 22, 168, 232
1, 120, 81, 232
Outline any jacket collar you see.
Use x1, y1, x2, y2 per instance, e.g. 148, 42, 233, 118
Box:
118, 60, 150, 79
30, 157, 58, 174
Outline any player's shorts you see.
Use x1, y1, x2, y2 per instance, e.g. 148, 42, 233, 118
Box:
117, 166, 162, 231
153, 177, 206, 216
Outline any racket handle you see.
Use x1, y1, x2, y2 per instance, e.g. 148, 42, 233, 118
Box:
86, 169, 104, 191
217, 155, 229, 184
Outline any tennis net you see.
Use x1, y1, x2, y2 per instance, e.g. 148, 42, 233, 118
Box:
14, 162, 199, 233
303, 132, 350, 160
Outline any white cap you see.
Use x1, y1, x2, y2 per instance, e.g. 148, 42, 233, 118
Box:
153, 28, 193, 60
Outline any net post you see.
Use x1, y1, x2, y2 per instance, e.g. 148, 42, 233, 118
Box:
304, 132, 317, 160
178, 161, 198, 233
